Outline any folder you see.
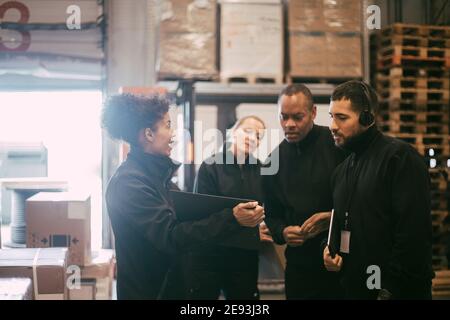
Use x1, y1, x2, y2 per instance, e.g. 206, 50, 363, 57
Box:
169, 190, 260, 250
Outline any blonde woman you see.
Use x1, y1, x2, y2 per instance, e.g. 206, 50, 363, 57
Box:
186, 115, 273, 300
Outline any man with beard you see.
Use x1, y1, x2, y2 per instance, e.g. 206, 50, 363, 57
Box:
263, 84, 346, 299
324, 80, 433, 299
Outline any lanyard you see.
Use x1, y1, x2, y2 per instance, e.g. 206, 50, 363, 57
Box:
344, 152, 362, 230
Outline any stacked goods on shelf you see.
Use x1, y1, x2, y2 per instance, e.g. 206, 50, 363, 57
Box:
373, 24, 450, 274
158, 0, 218, 80
287, 0, 362, 82
220, 0, 283, 84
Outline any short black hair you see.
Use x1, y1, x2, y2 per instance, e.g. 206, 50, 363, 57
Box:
101, 93, 170, 146
331, 80, 378, 114
278, 84, 314, 110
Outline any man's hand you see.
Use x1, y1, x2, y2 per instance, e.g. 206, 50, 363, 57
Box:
283, 226, 307, 247
323, 246, 343, 272
300, 211, 332, 239
233, 202, 265, 227
259, 223, 273, 243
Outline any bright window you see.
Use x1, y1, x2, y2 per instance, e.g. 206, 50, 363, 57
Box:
0, 91, 103, 250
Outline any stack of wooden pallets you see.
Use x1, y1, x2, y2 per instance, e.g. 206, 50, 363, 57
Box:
373, 24, 450, 275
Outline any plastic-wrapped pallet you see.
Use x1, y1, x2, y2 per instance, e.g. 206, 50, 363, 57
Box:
220, 0, 283, 84
288, 0, 362, 79
158, 0, 218, 80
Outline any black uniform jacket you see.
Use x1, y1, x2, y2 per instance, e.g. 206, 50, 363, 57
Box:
329, 126, 433, 299
263, 124, 347, 269
106, 147, 242, 299
192, 145, 264, 264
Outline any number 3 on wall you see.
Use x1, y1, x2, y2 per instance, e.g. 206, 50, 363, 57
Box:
0, 1, 31, 51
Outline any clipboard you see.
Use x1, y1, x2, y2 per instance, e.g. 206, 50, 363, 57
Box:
169, 190, 260, 250
327, 209, 337, 258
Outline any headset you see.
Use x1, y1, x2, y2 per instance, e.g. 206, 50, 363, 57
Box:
358, 81, 376, 127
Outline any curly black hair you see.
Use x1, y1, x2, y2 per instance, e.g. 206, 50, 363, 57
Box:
101, 93, 170, 146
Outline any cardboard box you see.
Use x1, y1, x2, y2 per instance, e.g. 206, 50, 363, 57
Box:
158, 32, 217, 79
0, 248, 69, 300
158, 0, 218, 79
160, 0, 216, 33
289, 31, 362, 78
289, 31, 327, 77
26, 192, 91, 267
68, 249, 115, 300
326, 33, 362, 77
0, 278, 33, 300
68, 278, 96, 300
288, 0, 361, 33
220, 0, 283, 80
288, 0, 325, 32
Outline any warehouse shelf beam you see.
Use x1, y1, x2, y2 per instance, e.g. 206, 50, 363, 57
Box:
158, 81, 336, 105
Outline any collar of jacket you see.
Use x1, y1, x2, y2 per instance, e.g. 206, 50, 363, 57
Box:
286, 123, 320, 152
128, 146, 181, 182
222, 142, 259, 166
343, 124, 380, 156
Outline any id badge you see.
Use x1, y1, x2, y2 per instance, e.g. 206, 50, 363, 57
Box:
340, 230, 351, 254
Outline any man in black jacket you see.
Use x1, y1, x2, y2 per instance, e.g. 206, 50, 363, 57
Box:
263, 84, 346, 299
324, 80, 433, 299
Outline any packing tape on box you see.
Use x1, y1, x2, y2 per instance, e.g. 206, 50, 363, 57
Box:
32, 248, 63, 300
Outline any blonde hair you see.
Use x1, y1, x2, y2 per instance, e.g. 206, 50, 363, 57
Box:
230, 115, 266, 133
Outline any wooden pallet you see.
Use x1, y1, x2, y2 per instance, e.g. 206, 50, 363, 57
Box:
378, 111, 449, 124
430, 191, 450, 211
376, 34, 450, 49
432, 270, 450, 299
379, 88, 449, 104
381, 23, 450, 39
429, 169, 449, 191
388, 133, 450, 157
376, 67, 450, 79
432, 210, 449, 224
432, 219, 450, 237
377, 55, 448, 70
433, 255, 449, 271
376, 75, 450, 90
380, 122, 448, 135
378, 46, 450, 60
433, 244, 449, 256
379, 99, 449, 113
221, 74, 284, 85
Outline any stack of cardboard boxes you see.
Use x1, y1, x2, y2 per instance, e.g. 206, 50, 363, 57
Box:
25, 192, 115, 300
288, 0, 362, 80
220, 0, 284, 84
0, 192, 116, 300
158, 0, 218, 80
0, 248, 69, 300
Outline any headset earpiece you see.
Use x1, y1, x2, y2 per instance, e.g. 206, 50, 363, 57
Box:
358, 82, 375, 127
